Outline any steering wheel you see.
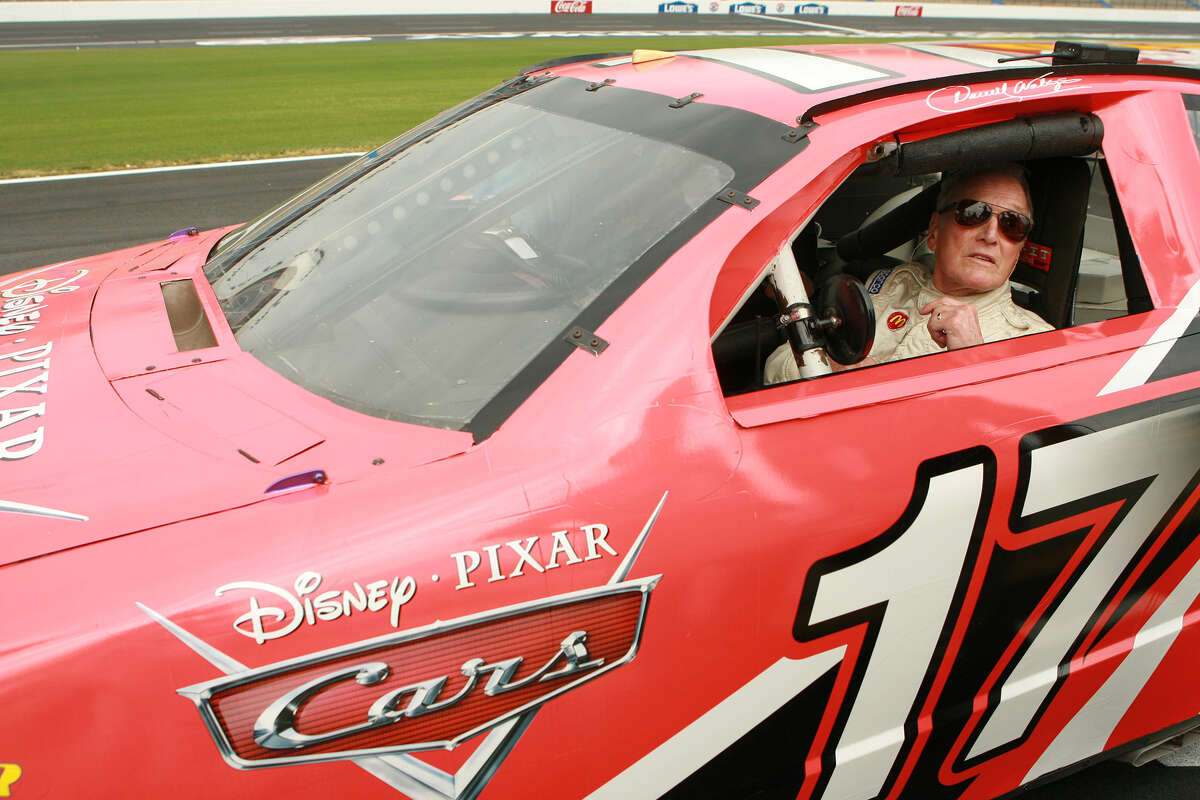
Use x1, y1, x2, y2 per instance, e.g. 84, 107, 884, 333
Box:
814, 274, 876, 365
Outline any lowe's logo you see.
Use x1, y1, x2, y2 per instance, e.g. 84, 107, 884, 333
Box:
797, 1, 829, 12
730, 1, 767, 12
658, 1, 698, 10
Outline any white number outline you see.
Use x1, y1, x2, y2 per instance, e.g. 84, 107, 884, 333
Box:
793, 398, 1200, 800
793, 448, 994, 800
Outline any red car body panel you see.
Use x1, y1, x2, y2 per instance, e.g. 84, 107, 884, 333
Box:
5, 40, 1200, 800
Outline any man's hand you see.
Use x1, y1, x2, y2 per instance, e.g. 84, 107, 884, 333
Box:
920, 298, 984, 350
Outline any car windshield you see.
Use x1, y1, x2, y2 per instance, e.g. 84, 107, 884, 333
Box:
204, 94, 732, 430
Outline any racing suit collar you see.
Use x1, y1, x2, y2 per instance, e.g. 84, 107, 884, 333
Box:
915, 265, 1013, 311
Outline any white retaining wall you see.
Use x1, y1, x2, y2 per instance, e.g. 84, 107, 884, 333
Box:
0, 0, 1197, 24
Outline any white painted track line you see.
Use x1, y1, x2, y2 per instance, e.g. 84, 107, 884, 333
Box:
0, 152, 365, 186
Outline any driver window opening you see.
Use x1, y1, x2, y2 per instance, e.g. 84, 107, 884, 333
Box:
713, 140, 1148, 397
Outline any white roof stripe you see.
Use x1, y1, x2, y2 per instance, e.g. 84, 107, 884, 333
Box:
903, 42, 1043, 69
682, 47, 889, 92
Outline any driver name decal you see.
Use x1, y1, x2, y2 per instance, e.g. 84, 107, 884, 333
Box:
926, 73, 1088, 113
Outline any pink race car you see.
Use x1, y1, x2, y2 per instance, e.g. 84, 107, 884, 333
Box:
4, 38, 1200, 800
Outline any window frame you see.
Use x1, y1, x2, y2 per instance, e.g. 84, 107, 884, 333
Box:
710, 86, 1194, 427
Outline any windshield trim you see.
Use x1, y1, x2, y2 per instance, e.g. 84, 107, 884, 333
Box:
205, 75, 803, 443
463, 77, 803, 442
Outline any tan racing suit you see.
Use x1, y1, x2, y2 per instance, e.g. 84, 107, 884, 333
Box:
764, 262, 1053, 385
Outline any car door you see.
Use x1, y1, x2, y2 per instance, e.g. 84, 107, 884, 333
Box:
713, 82, 1200, 800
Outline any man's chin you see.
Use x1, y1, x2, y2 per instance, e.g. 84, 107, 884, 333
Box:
936, 264, 1012, 296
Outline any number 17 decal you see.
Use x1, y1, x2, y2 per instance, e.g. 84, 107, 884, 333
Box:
791, 400, 1200, 800
794, 449, 993, 800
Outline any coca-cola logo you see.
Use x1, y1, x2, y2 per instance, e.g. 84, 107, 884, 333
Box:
550, 0, 592, 12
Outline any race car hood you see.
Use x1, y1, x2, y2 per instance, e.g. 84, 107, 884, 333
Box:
0, 233, 473, 566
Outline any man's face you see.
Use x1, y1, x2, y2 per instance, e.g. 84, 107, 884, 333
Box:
927, 173, 1030, 297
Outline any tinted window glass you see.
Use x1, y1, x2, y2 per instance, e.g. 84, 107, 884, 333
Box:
207, 100, 731, 429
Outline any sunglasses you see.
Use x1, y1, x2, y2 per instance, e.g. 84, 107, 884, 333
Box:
938, 198, 1033, 243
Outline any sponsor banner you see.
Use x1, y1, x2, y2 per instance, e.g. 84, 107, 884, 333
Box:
796, 2, 829, 13
658, 1, 699, 10
894, 3, 923, 15
3, 1, 1200, 24
729, 1, 766, 12
1021, 242, 1053, 272
550, 0, 592, 11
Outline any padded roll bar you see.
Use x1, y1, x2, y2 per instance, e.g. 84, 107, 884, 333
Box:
838, 113, 1104, 261
863, 112, 1104, 178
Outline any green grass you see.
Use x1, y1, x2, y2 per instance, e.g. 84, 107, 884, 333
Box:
0, 36, 862, 178
4, 35, 1197, 178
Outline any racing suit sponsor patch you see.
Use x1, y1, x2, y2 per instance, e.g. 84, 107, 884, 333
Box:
1020, 242, 1053, 272
867, 269, 893, 295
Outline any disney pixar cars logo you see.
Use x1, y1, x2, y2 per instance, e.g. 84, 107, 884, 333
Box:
142, 493, 668, 799
177, 578, 658, 768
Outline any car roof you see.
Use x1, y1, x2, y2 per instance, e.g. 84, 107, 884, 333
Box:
534, 41, 1200, 127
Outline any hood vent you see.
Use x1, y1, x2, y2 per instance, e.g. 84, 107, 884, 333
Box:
160, 279, 218, 352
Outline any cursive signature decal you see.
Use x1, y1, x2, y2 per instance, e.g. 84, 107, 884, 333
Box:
926, 73, 1088, 113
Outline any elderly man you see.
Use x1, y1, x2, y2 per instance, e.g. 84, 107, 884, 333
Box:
765, 163, 1053, 385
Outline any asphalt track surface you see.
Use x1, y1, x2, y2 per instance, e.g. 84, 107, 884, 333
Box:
3, 13, 1200, 798
0, 157, 350, 274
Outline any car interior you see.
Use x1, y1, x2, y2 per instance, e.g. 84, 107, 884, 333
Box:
712, 112, 1152, 396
